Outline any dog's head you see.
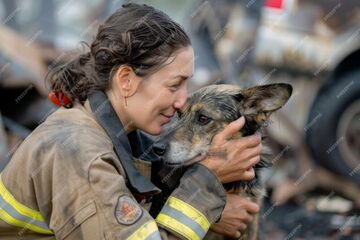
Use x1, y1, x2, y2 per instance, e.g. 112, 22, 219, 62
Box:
154, 83, 292, 166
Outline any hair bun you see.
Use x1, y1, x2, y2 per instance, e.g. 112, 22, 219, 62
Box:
95, 49, 112, 64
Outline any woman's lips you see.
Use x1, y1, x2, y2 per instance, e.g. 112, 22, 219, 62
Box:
160, 113, 173, 123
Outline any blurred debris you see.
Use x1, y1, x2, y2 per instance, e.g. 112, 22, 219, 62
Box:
0, 25, 48, 95
261, 195, 360, 239
330, 215, 360, 234
271, 167, 360, 208
316, 196, 353, 213
1, 116, 31, 140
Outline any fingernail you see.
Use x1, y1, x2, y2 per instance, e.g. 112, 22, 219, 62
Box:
236, 116, 245, 123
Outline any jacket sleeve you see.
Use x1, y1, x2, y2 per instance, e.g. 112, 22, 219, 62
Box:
156, 163, 226, 239
56, 153, 226, 240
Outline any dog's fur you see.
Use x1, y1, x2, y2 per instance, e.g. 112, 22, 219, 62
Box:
157, 83, 292, 239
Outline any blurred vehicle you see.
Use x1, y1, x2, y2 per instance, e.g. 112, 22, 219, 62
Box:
0, 24, 55, 170
256, 0, 360, 185
189, 0, 360, 185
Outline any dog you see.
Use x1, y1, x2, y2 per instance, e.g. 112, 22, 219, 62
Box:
154, 83, 292, 239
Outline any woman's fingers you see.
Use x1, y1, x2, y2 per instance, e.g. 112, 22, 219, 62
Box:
228, 143, 261, 163
238, 223, 247, 231
212, 194, 260, 238
240, 199, 261, 214
244, 154, 261, 169
231, 134, 262, 151
240, 156, 261, 180
216, 154, 260, 182
212, 117, 245, 145
211, 224, 242, 239
216, 218, 248, 230
211, 217, 246, 238
204, 117, 263, 183
240, 168, 255, 180
227, 194, 260, 215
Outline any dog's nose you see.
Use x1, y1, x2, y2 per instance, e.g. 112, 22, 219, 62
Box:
153, 143, 167, 156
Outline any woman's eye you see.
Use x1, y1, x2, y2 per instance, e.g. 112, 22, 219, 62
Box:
170, 84, 181, 91
197, 114, 212, 125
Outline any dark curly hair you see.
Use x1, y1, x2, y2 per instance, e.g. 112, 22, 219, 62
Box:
46, 3, 191, 103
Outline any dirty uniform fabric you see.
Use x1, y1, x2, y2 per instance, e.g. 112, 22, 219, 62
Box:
0, 90, 227, 240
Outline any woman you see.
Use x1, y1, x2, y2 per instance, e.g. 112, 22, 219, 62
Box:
0, 3, 261, 240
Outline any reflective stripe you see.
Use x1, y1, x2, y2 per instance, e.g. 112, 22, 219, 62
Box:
0, 175, 44, 221
166, 196, 210, 231
160, 205, 206, 238
0, 175, 53, 234
146, 229, 162, 240
156, 213, 200, 240
155, 196, 210, 240
127, 220, 161, 240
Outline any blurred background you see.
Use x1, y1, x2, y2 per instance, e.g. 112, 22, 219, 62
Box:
0, 0, 359, 239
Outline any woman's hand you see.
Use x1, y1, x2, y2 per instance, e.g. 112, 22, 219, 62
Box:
200, 117, 262, 183
210, 194, 260, 239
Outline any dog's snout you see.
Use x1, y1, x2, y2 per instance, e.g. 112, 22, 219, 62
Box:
153, 143, 167, 156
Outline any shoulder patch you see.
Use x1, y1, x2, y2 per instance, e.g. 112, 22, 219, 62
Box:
115, 195, 143, 225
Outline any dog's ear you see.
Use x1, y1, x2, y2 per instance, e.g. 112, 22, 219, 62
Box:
236, 83, 292, 124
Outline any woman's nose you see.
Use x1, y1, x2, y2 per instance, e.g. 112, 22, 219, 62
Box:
173, 89, 187, 109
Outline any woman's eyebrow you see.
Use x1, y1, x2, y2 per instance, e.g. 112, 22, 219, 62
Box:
173, 74, 193, 80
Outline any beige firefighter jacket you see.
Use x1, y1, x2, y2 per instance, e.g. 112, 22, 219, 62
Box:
0, 91, 226, 240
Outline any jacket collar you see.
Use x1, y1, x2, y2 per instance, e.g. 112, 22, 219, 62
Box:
87, 90, 159, 194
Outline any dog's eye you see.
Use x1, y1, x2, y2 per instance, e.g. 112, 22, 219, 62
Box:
197, 114, 211, 125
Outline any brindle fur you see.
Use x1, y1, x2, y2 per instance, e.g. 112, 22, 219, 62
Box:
158, 83, 292, 240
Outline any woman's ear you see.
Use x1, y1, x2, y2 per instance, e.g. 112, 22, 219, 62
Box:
113, 65, 142, 97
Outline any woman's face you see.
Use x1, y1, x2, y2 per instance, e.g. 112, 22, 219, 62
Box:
126, 46, 194, 135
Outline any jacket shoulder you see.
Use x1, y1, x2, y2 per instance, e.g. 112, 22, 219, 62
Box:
7, 105, 117, 176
